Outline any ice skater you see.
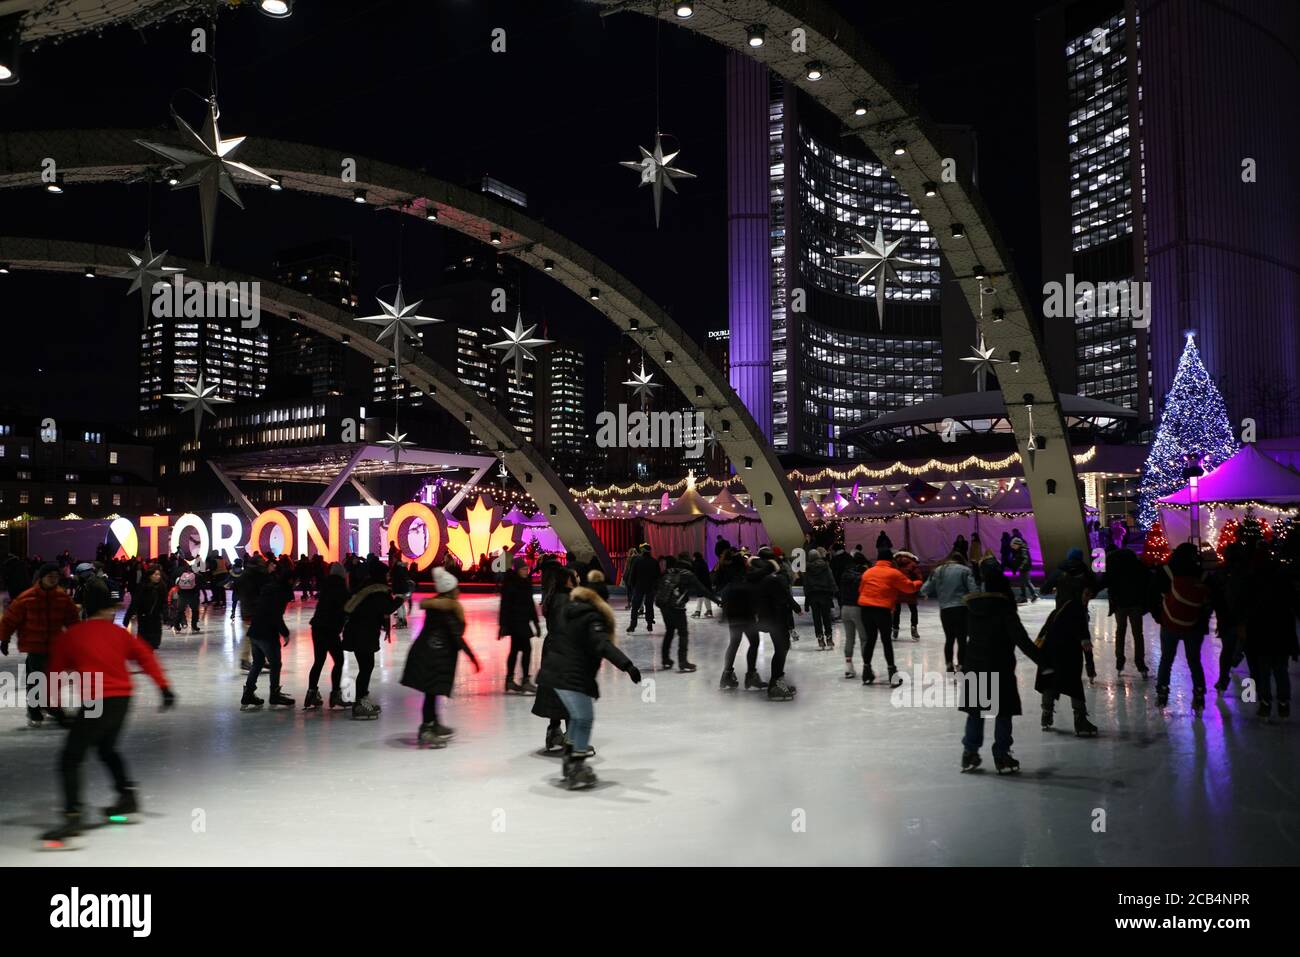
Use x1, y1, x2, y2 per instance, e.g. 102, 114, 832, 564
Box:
802, 547, 837, 650
654, 551, 718, 673
837, 552, 868, 678
1035, 550, 1099, 735
42, 582, 175, 842
857, 548, 922, 688
401, 568, 481, 747
1242, 544, 1298, 720
122, 564, 167, 650
717, 555, 767, 691
1150, 543, 1210, 713
538, 579, 642, 788
957, 559, 1041, 773
341, 562, 406, 719
533, 568, 579, 754
498, 557, 540, 694
1, 561, 80, 727
920, 551, 976, 672
624, 543, 660, 633
890, 550, 922, 642
1101, 544, 1150, 677
305, 562, 349, 710
755, 555, 801, 700
240, 564, 296, 711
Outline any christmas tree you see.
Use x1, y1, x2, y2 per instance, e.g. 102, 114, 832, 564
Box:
1142, 521, 1171, 566
1136, 332, 1238, 528
1215, 517, 1239, 561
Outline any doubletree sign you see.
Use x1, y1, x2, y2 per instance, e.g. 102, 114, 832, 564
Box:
107, 496, 518, 570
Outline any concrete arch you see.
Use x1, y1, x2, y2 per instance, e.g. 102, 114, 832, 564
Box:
594, 0, 1089, 563
0, 235, 613, 575
0, 129, 811, 549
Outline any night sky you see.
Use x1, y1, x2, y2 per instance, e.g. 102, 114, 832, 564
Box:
0, 0, 1057, 423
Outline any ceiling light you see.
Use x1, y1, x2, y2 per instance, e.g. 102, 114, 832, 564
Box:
424, 207, 437, 221
852, 99, 869, 116
167, 175, 180, 186
746, 24, 766, 47
0, 15, 19, 86
84, 267, 96, 279
589, 288, 600, 301
973, 265, 986, 280
923, 181, 937, 197
259, 0, 293, 18
45, 173, 64, 194
674, 1, 694, 18
0, 263, 9, 274
490, 231, 502, 246
543, 259, 554, 272
805, 61, 824, 81
951, 223, 965, 238
269, 179, 283, 191
891, 140, 906, 156
352, 188, 367, 204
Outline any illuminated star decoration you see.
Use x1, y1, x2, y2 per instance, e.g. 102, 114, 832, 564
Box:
1024, 404, 1038, 471
960, 334, 1003, 392
622, 359, 662, 410
620, 132, 696, 228
135, 98, 277, 265
164, 374, 233, 441
378, 430, 414, 464
834, 222, 926, 328
113, 233, 184, 320
488, 314, 554, 381
354, 282, 441, 367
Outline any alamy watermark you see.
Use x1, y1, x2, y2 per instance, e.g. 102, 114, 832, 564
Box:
1, 667, 105, 717
151, 275, 261, 328
1043, 274, 1150, 329
890, 666, 1000, 711
595, 404, 706, 459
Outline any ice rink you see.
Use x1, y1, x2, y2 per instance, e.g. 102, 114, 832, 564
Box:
3, 592, 1297, 866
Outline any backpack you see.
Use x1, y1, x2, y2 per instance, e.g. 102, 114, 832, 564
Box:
655, 568, 690, 609
177, 570, 197, 590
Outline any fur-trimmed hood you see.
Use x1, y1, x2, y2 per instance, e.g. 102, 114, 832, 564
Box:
420, 594, 465, 623
344, 582, 390, 614
568, 585, 615, 635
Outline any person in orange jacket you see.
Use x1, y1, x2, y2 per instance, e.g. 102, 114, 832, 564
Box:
0, 562, 80, 727
856, 548, 922, 687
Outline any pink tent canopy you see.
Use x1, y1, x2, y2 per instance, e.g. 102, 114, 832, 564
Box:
1158, 444, 1300, 505
711, 486, 757, 517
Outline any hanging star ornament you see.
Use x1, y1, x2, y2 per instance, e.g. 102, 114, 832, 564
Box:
378, 430, 415, 464
354, 282, 441, 367
622, 359, 663, 410
960, 334, 1004, 391
164, 374, 233, 441
1024, 405, 1038, 471
135, 98, 277, 265
488, 314, 553, 380
620, 133, 696, 228
113, 233, 184, 320
834, 222, 926, 328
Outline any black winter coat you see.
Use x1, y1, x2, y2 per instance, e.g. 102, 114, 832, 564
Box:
838, 564, 866, 605
341, 583, 404, 653
234, 564, 269, 619
1102, 547, 1149, 611
310, 575, 349, 637
499, 573, 540, 636
1034, 593, 1090, 699
536, 586, 633, 699
401, 598, 476, 696
532, 589, 572, 720
248, 579, 294, 644
755, 565, 800, 630
802, 556, 836, 597
123, 581, 166, 644
829, 550, 851, 588
1244, 562, 1300, 658
625, 552, 661, 594
691, 556, 710, 584
960, 592, 1040, 716
720, 564, 763, 621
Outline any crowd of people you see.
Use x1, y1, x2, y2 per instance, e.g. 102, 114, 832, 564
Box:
2, 517, 1297, 818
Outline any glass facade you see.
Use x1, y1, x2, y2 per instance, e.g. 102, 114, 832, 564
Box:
138, 319, 269, 414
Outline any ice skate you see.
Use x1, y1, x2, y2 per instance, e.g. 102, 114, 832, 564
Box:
1041, 707, 1054, 731
432, 723, 455, 739
790, 630, 800, 642
1074, 715, 1098, 737
862, 667, 876, 685
744, 670, 768, 690
910, 625, 920, 642
960, 751, 981, 772
563, 736, 595, 758
824, 636, 834, 650
329, 688, 347, 709
704, 610, 713, 618
505, 677, 523, 694
661, 657, 674, 671
1156, 686, 1169, 708
677, 661, 697, 673
104, 787, 139, 819
816, 636, 826, 650
40, 812, 83, 844
240, 690, 264, 711
844, 664, 856, 679
543, 723, 566, 754
1257, 701, 1272, 720
1138, 665, 1150, 680
239, 659, 251, 672
269, 689, 294, 709
352, 697, 380, 720
303, 688, 323, 711
767, 677, 795, 701
945, 662, 956, 674
1192, 691, 1206, 713
519, 678, 538, 695
719, 668, 739, 690
625, 622, 636, 633
888, 668, 903, 689
994, 752, 1020, 775
1116, 657, 1126, 674
891, 628, 900, 642
562, 748, 598, 790
418, 723, 447, 749
26, 717, 44, 729
691, 611, 700, 618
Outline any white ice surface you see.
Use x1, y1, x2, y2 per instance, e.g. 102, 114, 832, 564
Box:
2, 593, 1297, 866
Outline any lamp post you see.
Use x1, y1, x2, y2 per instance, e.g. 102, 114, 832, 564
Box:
1183, 453, 1206, 547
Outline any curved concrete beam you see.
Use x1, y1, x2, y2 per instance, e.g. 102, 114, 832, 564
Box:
0, 129, 811, 549
595, 0, 1089, 564
0, 236, 613, 575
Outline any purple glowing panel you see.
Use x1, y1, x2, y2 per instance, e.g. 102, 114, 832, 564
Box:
726, 51, 773, 440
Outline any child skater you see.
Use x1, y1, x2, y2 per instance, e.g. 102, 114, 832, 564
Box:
401, 568, 480, 747
537, 577, 642, 789
532, 568, 578, 755
43, 581, 175, 842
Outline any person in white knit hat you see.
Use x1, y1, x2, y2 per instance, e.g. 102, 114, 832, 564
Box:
400, 567, 480, 747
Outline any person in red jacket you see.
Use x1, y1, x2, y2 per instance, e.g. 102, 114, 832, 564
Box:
1, 562, 80, 727
42, 581, 175, 842
856, 548, 923, 687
